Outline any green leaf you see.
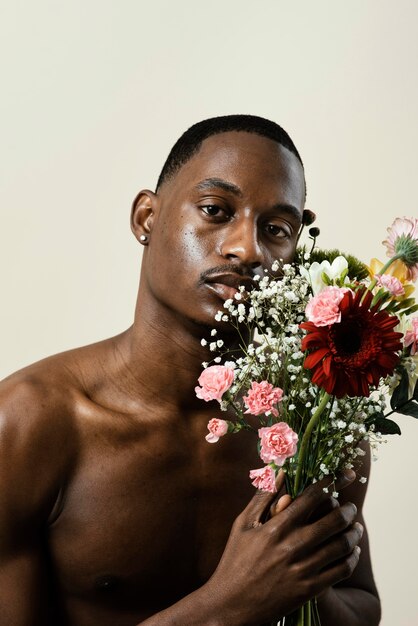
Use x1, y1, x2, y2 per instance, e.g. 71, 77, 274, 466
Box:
321, 271, 333, 286
395, 401, 418, 419
371, 288, 391, 309
393, 297, 416, 312
391, 368, 410, 409
403, 304, 418, 316
373, 416, 402, 435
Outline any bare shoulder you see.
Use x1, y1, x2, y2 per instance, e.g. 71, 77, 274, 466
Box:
0, 337, 115, 524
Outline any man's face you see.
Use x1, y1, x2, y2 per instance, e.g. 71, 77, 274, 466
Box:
143, 131, 306, 329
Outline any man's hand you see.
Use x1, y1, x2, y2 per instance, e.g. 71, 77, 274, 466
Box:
203, 470, 362, 626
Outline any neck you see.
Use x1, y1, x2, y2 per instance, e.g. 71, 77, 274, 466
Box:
115, 288, 234, 410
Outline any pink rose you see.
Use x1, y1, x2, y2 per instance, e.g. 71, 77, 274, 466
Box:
205, 418, 229, 443
195, 365, 234, 402
305, 286, 346, 327
249, 466, 277, 493
258, 422, 298, 466
243, 381, 284, 417
404, 317, 418, 355
374, 274, 405, 297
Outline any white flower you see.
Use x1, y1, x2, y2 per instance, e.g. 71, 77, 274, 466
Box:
211, 329, 217, 336
217, 340, 224, 348
215, 312, 223, 322
201, 339, 207, 346
300, 256, 348, 295
359, 477, 367, 484
214, 357, 221, 363
332, 491, 339, 498
320, 463, 330, 475
209, 342, 217, 352
344, 434, 354, 443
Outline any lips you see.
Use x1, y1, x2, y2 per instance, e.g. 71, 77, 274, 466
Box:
205, 273, 254, 301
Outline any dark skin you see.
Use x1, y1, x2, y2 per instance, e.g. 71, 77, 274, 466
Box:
0, 132, 381, 625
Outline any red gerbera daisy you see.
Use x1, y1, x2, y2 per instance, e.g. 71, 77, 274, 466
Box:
300, 288, 403, 398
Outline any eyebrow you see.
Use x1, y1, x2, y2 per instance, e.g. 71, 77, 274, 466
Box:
194, 177, 243, 197
270, 203, 303, 222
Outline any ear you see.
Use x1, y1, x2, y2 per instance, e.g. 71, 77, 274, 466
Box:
130, 189, 159, 243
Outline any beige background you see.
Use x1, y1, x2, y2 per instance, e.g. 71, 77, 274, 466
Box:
1, 1, 417, 623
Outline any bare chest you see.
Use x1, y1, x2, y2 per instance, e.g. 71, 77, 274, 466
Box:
47, 416, 258, 621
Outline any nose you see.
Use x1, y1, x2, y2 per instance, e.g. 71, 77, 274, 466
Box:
220, 217, 263, 269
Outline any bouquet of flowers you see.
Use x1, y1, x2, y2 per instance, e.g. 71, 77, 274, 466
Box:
195, 215, 418, 626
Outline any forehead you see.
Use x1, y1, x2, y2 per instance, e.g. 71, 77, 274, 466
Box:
163, 131, 306, 209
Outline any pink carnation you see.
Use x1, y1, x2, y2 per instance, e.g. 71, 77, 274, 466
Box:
404, 317, 418, 355
195, 365, 234, 402
383, 217, 418, 281
243, 380, 283, 417
205, 418, 229, 443
249, 466, 277, 493
374, 274, 405, 297
259, 422, 298, 466
305, 286, 346, 327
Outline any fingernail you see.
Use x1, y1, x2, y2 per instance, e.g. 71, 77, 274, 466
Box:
343, 469, 356, 481
354, 522, 364, 536
355, 545, 361, 555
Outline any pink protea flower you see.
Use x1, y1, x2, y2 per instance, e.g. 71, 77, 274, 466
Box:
383, 217, 418, 281
305, 286, 347, 327
258, 422, 298, 465
243, 381, 284, 417
195, 365, 234, 402
205, 418, 229, 443
404, 317, 418, 355
374, 274, 405, 297
249, 466, 277, 493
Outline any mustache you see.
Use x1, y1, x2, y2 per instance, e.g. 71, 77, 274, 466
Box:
198, 264, 257, 285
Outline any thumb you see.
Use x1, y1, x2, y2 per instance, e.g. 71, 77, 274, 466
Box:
240, 470, 286, 527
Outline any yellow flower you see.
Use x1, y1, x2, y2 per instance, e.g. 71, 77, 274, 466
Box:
368, 258, 415, 299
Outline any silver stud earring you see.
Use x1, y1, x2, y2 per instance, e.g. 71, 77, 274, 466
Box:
139, 234, 148, 244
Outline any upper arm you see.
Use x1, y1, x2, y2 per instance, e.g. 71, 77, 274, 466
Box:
336, 441, 379, 599
0, 375, 75, 625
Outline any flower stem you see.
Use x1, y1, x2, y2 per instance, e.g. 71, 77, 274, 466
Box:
294, 392, 331, 495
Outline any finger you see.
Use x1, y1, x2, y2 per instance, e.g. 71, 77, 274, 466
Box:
280, 470, 356, 524
275, 494, 293, 514
241, 470, 286, 526
293, 502, 358, 556
304, 522, 364, 572
269, 473, 289, 517
313, 545, 362, 593
308, 494, 339, 523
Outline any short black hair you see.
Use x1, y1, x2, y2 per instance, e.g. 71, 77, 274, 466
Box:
156, 114, 304, 191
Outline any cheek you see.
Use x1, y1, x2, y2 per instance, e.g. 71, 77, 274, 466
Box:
262, 240, 297, 267
149, 216, 214, 284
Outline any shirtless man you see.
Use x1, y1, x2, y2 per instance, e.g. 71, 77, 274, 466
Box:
0, 115, 381, 625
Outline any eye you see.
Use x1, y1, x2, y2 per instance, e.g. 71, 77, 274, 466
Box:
265, 223, 290, 238
200, 204, 229, 219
